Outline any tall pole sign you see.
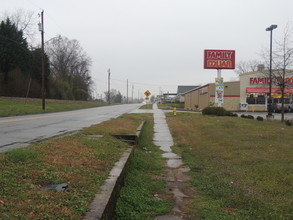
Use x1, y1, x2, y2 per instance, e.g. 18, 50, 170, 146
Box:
204, 49, 235, 106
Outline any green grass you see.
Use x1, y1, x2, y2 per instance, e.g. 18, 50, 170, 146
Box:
114, 116, 171, 219
0, 98, 107, 117
158, 103, 184, 110
0, 114, 145, 219
166, 113, 293, 219
139, 104, 153, 109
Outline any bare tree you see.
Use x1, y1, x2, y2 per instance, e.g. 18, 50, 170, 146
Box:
235, 60, 262, 75
104, 89, 122, 103
46, 36, 93, 100
262, 23, 293, 122
2, 8, 38, 46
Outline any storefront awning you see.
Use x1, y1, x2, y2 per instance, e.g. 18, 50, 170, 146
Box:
246, 87, 293, 93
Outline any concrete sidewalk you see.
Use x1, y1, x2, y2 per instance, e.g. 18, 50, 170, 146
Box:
152, 103, 192, 220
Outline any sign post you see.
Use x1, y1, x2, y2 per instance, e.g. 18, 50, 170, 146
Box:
144, 90, 151, 101
215, 77, 224, 106
204, 49, 235, 107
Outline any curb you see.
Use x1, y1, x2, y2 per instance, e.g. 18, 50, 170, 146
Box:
83, 121, 144, 220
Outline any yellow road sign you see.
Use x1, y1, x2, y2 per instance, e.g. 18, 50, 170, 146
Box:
144, 90, 151, 97
145, 96, 149, 100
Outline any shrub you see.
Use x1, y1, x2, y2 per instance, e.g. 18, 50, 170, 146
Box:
257, 116, 264, 121
241, 114, 248, 118
202, 107, 227, 116
225, 111, 234, 116
226, 112, 238, 117
285, 120, 292, 126
247, 115, 254, 119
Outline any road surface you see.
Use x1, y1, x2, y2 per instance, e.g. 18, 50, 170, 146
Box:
0, 104, 142, 152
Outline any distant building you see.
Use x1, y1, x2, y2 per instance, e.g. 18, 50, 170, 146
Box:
177, 85, 200, 102
162, 93, 177, 103
183, 81, 240, 111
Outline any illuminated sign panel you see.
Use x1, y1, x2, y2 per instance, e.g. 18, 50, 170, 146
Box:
250, 77, 293, 85
204, 50, 235, 69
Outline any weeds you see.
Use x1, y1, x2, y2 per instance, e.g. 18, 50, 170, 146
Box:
114, 117, 171, 219
167, 113, 293, 219
4, 148, 41, 163
0, 114, 146, 219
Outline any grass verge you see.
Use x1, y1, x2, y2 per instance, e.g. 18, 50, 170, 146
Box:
114, 115, 171, 219
139, 104, 153, 109
0, 114, 144, 219
166, 112, 293, 219
158, 103, 184, 110
0, 97, 107, 117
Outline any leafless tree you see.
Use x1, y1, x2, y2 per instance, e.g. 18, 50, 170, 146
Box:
2, 8, 38, 46
262, 23, 293, 121
46, 36, 93, 100
235, 60, 262, 75
104, 89, 122, 103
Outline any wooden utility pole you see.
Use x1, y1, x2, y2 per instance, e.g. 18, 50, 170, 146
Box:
132, 84, 134, 103
108, 68, 111, 104
127, 79, 129, 104
40, 10, 45, 110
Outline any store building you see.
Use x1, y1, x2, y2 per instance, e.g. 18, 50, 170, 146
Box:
184, 81, 240, 111
240, 71, 293, 111
184, 70, 293, 112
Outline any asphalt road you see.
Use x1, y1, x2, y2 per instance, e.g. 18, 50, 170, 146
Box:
0, 104, 142, 152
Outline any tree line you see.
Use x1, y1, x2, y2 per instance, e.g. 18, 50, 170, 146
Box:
0, 11, 93, 101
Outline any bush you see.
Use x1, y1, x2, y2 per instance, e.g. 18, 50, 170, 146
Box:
225, 111, 234, 116
257, 116, 264, 121
247, 115, 254, 119
202, 107, 227, 116
241, 114, 248, 118
285, 120, 292, 126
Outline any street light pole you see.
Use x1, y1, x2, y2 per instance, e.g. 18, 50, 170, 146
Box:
266, 24, 277, 118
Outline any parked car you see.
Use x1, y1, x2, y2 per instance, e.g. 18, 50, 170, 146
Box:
287, 100, 293, 112
271, 103, 289, 113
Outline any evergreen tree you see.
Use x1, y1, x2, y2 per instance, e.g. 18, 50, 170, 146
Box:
0, 18, 29, 84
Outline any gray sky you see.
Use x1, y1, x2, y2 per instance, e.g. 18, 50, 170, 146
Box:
1, 0, 293, 98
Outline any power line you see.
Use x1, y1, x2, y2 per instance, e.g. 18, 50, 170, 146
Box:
111, 77, 177, 87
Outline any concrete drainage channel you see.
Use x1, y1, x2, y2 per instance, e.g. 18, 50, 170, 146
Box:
84, 104, 192, 219
83, 122, 144, 220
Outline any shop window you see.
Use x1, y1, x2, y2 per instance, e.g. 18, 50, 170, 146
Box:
246, 94, 266, 104
247, 94, 256, 104
273, 98, 290, 104
256, 95, 265, 104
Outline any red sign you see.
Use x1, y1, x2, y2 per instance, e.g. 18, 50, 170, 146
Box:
250, 77, 293, 85
204, 50, 235, 69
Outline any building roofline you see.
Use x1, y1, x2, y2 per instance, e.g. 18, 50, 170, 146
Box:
182, 80, 240, 95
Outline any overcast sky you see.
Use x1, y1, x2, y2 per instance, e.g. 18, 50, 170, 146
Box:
1, 0, 293, 98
